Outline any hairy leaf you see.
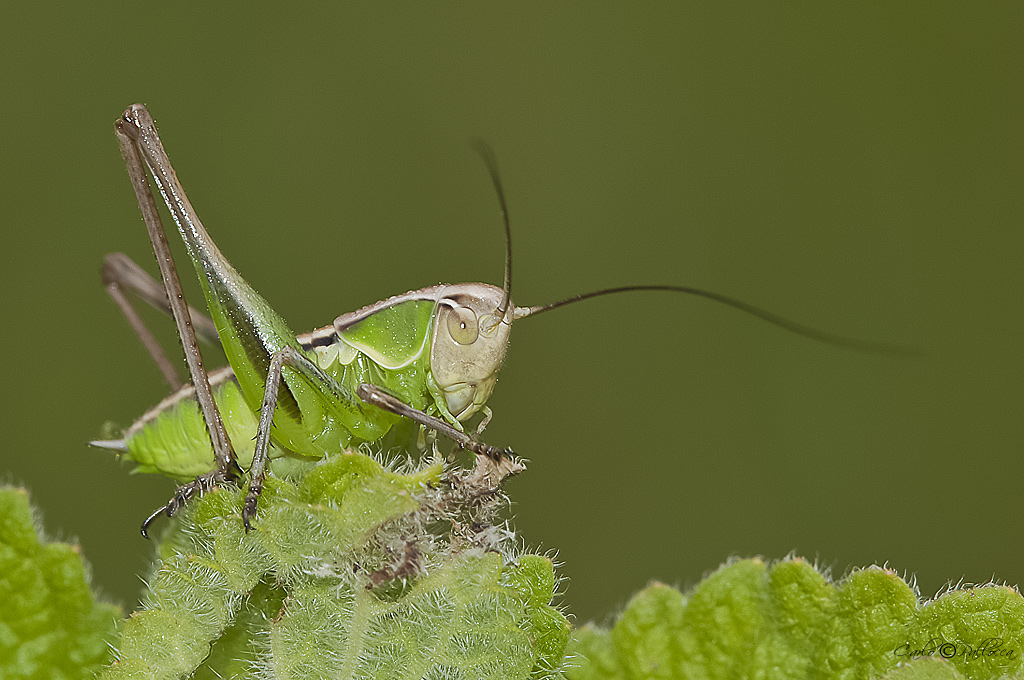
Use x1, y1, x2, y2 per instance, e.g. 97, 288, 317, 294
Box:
566, 558, 1024, 680
0, 486, 120, 680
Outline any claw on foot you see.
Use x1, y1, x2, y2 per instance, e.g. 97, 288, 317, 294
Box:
139, 469, 238, 539
242, 493, 259, 533
140, 504, 170, 539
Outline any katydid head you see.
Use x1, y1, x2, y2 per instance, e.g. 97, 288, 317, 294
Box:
429, 283, 514, 420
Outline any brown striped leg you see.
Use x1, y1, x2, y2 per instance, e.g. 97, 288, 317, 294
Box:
116, 105, 242, 536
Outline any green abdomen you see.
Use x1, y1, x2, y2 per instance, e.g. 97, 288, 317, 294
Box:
123, 377, 286, 482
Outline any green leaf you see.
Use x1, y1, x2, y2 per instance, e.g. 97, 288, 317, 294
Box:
192, 579, 284, 680
0, 486, 120, 680
100, 451, 569, 680
566, 557, 1024, 680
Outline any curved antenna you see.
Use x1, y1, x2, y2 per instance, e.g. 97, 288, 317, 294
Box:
514, 285, 919, 356
471, 140, 513, 320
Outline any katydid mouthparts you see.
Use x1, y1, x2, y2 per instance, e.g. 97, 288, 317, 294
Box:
92, 104, 914, 537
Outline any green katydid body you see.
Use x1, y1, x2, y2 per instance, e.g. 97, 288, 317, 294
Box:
111, 281, 514, 481
98, 106, 517, 504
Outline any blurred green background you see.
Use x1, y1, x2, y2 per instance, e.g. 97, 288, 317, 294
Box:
1, 4, 1020, 624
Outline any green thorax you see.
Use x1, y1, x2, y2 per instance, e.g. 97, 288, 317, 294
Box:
313, 296, 439, 436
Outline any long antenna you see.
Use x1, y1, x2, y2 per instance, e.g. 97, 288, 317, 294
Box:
514, 285, 918, 356
471, 140, 513, 320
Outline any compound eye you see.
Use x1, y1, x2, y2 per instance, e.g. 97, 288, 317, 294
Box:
446, 306, 479, 345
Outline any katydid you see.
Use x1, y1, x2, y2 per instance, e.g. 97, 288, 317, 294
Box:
96, 104, 910, 537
